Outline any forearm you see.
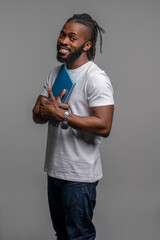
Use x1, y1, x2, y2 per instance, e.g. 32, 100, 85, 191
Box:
68, 114, 111, 137
67, 105, 114, 137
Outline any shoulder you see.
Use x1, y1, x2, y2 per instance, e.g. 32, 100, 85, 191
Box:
86, 62, 113, 92
86, 61, 103, 75
41, 65, 62, 97
47, 65, 62, 80
85, 62, 114, 107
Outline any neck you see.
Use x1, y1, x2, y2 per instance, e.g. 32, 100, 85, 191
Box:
66, 54, 90, 69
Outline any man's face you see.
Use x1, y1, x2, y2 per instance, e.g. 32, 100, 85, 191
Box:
57, 22, 90, 63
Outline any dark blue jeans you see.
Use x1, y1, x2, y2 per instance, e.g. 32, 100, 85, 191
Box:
47, 176, 98, 240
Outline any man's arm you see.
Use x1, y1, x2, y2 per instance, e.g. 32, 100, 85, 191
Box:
32, 95, 49, 124
40, 88, 114, 137
68, 105, 114, 138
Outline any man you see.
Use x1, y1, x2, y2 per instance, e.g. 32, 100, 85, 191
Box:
33, 13, 114, 240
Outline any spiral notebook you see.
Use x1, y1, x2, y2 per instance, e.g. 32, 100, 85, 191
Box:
50, 64, 76, 126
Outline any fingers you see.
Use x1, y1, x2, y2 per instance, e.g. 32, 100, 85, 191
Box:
48, 87, 66, 103
40, 97, 52, 106
59, 103, 69, 110
48, 87, 55, 100
57, 89, 66, 102
40, 98, 47, 105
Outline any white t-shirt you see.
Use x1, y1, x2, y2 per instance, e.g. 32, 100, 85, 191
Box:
41, 61, 114, 182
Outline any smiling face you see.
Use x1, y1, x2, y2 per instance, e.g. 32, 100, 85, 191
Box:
57, 22, 92, 68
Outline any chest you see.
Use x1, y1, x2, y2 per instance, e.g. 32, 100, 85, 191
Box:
68, 76, 91, 116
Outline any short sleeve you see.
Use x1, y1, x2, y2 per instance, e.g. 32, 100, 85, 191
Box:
87, 72, 114, 107
40, 74, 50, 97
40, 66, 61, 97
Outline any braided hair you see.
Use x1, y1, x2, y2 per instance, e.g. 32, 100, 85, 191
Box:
66, 13, 105, 60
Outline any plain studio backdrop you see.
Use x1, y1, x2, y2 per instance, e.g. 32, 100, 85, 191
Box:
0, 0, 160, 240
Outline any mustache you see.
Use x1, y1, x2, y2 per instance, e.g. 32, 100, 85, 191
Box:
57, 44, 71, 52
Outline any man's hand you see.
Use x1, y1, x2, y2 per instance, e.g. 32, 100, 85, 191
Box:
32, 88, 69, 124
39, 87, 69, 121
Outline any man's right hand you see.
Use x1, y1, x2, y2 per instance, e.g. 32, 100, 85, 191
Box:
32, 88, 69, 124
39, 88, 69, 122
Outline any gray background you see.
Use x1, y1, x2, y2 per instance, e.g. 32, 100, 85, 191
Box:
0, 0, 160, 240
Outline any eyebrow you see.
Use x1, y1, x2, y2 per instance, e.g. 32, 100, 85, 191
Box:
60, 30, 78, 36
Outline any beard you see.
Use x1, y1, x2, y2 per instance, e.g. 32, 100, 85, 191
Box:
57, 42, 86, 63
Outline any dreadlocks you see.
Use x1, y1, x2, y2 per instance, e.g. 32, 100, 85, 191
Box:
66, 13, 105, 60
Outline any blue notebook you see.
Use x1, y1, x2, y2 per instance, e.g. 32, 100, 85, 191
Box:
50, 64, 76, 126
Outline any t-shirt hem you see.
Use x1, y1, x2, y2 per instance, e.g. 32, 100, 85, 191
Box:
44, 168, 103, 183
89, 101, 114, 107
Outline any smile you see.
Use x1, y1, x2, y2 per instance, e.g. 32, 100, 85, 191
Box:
59, 48, 70, 53
57, 45, 71, 54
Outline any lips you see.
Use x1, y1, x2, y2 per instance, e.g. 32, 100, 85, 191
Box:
59, 48, 70, 53
57, 45, 71, 54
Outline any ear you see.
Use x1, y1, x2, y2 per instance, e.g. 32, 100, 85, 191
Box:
83, 41, 92, 52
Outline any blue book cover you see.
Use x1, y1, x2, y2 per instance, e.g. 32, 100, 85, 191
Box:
50, 64, 76, 126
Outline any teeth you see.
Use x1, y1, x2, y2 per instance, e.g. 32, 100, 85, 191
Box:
60, 48, 69, 52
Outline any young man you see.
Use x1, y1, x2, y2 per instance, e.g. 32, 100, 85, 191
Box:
33, 13, 114, 240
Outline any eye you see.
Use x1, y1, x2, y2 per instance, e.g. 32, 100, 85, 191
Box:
70, 36, 77, 41
59, 32, 65, 38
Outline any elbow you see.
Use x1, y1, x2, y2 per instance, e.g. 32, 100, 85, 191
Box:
32, 108, 48, 124
32, 108, 39, 124
102, 131, 110, 138
101, 127, 111, 138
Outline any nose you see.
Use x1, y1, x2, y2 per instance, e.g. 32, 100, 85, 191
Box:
59, 36, 69, 45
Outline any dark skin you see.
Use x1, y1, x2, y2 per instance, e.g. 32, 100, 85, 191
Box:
32, 89, 69, 124
32, 22, 114, 137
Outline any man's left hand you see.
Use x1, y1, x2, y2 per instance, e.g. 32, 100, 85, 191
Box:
39, 87, 69, 121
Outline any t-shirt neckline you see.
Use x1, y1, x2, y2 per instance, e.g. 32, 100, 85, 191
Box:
67, 61, 92, 74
